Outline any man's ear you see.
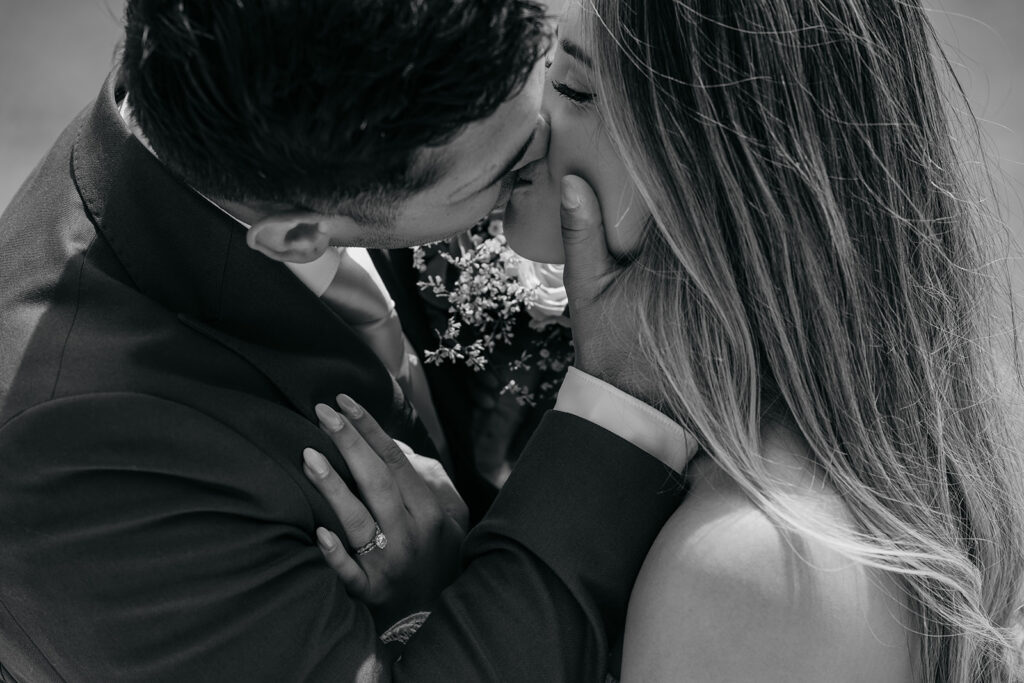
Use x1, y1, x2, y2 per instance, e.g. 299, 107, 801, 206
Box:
246, 212, 333, 263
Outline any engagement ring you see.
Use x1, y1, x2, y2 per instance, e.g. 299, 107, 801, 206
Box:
355, 524, 388, 556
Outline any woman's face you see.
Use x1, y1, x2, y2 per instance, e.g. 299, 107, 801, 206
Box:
503, 2, 649, 264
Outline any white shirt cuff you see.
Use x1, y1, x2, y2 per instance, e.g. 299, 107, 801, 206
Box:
554, 367, 692, 472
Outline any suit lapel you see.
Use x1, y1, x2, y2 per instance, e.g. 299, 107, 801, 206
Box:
177, 313, 438, 459
71, 69, 439, 460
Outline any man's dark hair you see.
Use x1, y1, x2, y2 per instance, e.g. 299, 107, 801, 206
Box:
121, 0, 550, 221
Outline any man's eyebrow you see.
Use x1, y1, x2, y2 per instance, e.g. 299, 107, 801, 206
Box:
451, 128, 537, 200
561, 38, 592, 68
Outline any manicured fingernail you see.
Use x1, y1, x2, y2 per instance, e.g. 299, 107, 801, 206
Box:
315, 403, 344, 431
561, 177, 581, 209
336, 394, 363, 419
316, 527, 336, 551
303, 447, 330, 477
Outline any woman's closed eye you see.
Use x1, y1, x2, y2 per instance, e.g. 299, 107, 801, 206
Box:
551, 80, 595, 106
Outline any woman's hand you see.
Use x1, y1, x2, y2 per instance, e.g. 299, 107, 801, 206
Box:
302, 394, 466, 620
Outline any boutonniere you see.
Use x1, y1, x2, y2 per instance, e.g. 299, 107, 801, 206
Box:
412, 216, 574, 407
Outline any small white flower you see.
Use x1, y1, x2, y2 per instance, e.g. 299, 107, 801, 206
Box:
411, 218, 574, 404
513, 260, 569, 324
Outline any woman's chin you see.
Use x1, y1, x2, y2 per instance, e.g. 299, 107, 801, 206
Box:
503, 211, 565, 264
503, 190, 565, 264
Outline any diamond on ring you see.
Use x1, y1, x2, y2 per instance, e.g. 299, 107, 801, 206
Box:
356, 524, 387, 556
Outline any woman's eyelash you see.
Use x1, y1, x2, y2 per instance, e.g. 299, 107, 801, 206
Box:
551, 80, 595, 105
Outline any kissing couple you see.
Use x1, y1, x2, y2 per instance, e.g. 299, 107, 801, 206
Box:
1, 1, 1022, 681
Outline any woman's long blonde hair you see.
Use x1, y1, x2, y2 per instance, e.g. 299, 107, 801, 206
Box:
583, 0, 1024, 679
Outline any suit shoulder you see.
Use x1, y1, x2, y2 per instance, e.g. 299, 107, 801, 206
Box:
620, 455, 916, 683
0, 392, 290, 483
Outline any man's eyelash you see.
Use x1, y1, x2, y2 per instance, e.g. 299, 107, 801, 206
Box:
551, 80, 595, 105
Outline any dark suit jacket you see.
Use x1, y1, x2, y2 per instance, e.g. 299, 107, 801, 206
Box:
0, 72, 684, 682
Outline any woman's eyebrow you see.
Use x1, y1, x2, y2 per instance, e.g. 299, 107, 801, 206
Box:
561, 38, 592, 68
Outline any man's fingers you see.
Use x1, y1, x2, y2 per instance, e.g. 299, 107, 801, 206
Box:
560, 174, 616, 291
407, 452, 469, 532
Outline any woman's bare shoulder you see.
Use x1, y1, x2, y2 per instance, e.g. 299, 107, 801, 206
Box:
620, 436, 917, 683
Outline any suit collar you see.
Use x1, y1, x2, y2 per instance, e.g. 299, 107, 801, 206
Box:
71, 70, 439, 458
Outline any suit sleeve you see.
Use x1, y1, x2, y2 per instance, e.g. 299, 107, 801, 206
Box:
0, 395, 684, 682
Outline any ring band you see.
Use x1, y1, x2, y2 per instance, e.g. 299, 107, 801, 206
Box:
355, 524, 388, 556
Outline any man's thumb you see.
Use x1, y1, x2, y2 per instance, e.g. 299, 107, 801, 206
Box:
560, 175, 612, 274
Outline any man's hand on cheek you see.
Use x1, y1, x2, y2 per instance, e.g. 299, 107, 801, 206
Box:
559, 175, 653, 405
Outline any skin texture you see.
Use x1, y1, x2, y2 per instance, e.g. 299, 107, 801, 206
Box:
621, 424, 918, 682
503, 1, 648, 264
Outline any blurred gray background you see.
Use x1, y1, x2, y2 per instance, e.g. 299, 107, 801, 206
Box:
1, 0, 1021, 292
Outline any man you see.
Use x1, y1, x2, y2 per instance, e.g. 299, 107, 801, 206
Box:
0, 1, 691, 680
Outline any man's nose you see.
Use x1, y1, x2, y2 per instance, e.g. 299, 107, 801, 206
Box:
514, 113, 551, 171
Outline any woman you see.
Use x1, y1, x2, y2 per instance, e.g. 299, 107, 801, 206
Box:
310, 0, 1024, 680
